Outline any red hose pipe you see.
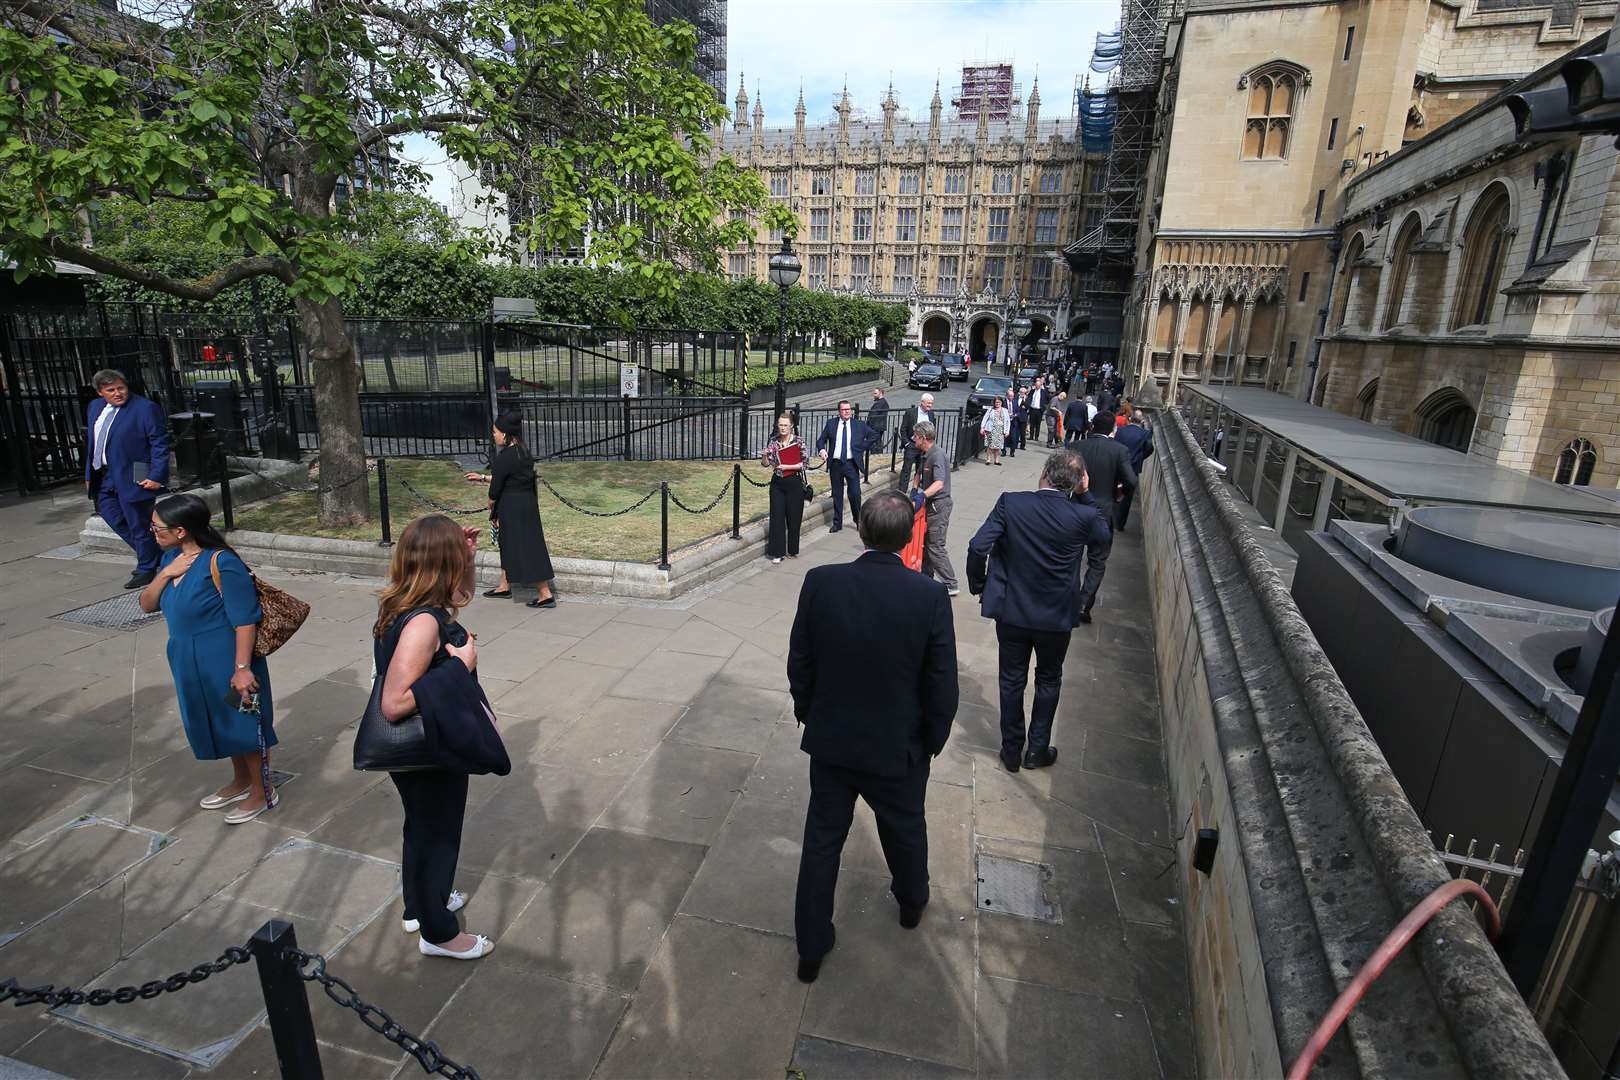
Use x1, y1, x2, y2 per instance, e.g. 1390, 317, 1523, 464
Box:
1286, 878, 1502, 1080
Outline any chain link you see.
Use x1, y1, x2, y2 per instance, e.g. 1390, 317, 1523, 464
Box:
287, 950, 480, 1080
231, 454, 372, 498
0, 945, 252, 1009
533, 471, 660, 517
396, 477, 489, 517
666, 474, 733, 515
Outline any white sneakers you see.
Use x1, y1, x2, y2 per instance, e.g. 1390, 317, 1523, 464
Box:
401, 890, 466, 934
419, 934, 494, 960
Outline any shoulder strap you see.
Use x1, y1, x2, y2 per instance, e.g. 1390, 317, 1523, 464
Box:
209, 551, 222, 596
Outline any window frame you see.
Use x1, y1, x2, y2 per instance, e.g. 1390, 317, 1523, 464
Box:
854, 169, 876, 196
893, 255, 916, 294
852, 207, 873, 242
944, 167, 967, 194
991, 167, 1014, 194
1554, 437, 1598, 486
987, 207, 1011, 243
894, 206, 918, 242
809, 207, 830, 242
937, 255, 960, 294
983, 256, 1005, 294
941, 207, 964, 243
769, 171, 791, 198
810, 171, 833, 196
808, 254, 829, 289
898, 170, 921, 195
1030, 258, 1052, 299
1451, 185, 1513, 331
1034, 208, 1059, 244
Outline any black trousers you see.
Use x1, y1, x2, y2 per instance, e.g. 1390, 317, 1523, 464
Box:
898, 445, 921, 489
795, 756, 931, 961
1115, 485, 1137, 531
996, 622, 1071, 758
390, 770, 469, 945
827, 458, 862, 528
1078, 521, 1115, 613
767, 474, 804, 557
1007, 418, 1025, 454
1027, 412, 1042, 441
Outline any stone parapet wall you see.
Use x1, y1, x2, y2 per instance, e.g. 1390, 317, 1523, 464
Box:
1140, 405, 1566, 1078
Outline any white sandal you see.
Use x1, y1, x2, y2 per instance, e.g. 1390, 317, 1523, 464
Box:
418, 934, 493, 960
223, 795, 278, 825
402, 891, 467, 934
199, 788, 251, 810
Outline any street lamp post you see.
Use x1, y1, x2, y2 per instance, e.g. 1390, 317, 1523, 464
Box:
768, 236, 802, 417
1006, 309, 1032, 375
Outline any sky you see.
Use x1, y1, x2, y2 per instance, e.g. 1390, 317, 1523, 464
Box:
402, 0, 1121, 209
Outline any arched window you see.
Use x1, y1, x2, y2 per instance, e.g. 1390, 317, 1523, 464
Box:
1356, 378, 1378, 422
1416, 388, 1476, 453
1333, 235, 1363, 329
1452, 186, 1512, 330
1555, 438, 1598, 486
1242, 68, 1298, 160
1382, 215, 1422, 331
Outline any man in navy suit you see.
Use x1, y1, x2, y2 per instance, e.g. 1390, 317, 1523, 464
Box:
816, 400, 877, 533
788, 489, 958, 983
84, 369, 171, 588
966, 451, 1110, 771
1113, 411, 1155, 533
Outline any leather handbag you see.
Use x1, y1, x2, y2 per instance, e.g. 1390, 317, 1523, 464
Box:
209, 553, 310, 657
352, 607, 445, 772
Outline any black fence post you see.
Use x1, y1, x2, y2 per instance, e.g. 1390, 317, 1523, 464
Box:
480, 320, 497, 441
376, 457, 393, 547
249, 920, 325, 1080
658, 482, 671, 571
217, 447, 235, 531
731, 463, 741, 539
736, 399, 749, 459
621, 394, 633, 461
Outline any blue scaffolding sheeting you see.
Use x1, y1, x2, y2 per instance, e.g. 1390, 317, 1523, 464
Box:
1081, 27, 1121, 153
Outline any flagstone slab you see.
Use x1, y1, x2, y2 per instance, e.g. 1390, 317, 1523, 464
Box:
670, 680, 790, 754
538, 698, 685, 776
422, 964, 626, 1080
677, 794, 803, 937
0, 819, 164, 945
976, 974, 1161, 1079
0, 768, 110, 850
608, 648, 727, 704
789, 1034, 974, 1080
598, 741, 755, 846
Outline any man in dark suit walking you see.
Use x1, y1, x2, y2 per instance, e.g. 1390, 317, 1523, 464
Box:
864, 389, 890, 481
1025, 378, 1046, 443
84, 369, 171, 588
1076, 412, 1138, 623
788, 489, 958, 983
896, 393, 935, 489
1113, 411, 1154, 533
967, 451, 1110, 771
816, 400, 877, 533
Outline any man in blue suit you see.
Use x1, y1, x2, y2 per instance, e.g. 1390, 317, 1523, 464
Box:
966, 450, 1111, 772
84, 369, 171, 588
816, 399, 877, 533
788, 489, 958, 983
1113, 411, 1154, 533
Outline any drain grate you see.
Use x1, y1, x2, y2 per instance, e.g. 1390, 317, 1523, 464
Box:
977, 854, 1063, 924
54, 591, 164, 632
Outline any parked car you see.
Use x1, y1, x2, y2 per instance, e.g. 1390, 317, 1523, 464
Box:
1016, 367, 1040, 388
941, 353, 970, 381
967, 375, 1015, 415
909, 363, 946, 391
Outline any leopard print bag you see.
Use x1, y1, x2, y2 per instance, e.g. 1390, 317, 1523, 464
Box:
209, 553, 311, 657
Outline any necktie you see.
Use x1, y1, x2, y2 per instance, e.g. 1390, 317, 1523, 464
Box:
840, 421, 849, 461
92, 405, 119, 470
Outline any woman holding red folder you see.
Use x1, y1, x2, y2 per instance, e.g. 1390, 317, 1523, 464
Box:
759, 413, 808, 564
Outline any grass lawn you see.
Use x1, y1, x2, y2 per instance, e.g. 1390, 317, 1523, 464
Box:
232, 457, 774, 563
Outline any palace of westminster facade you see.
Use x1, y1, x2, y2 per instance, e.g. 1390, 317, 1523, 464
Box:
713, 75, 1099, 362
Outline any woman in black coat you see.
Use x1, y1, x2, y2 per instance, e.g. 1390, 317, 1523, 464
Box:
464, 410, 555, 609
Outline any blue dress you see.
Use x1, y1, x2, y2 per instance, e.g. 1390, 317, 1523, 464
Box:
158, 547, 277, 760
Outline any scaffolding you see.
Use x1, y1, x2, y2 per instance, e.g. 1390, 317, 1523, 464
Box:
645, 0, 727, 99
953, 62, 1021, 122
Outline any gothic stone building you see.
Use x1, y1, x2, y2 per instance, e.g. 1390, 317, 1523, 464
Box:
715, 79, 1098, 362
1120, 0, 1612, 480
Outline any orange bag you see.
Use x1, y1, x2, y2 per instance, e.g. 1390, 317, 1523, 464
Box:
901, 502, 928, 571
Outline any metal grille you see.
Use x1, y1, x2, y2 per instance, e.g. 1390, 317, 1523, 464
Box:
976, 854, 1063, 924
54, 592, 164, 631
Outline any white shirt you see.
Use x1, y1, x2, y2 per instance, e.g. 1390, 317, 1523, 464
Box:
835, 419, 850, 459
91, 404, 120, 470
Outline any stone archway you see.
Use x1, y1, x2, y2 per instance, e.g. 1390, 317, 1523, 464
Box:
1023, 315, 1053, 368
921, 314, 951, 353
968, 315, 1001, 365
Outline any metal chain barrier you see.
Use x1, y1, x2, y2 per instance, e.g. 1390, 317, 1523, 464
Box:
287, 949, 480, 1080
232, 455, 372, 498
533, 470, 660, 517
739, 466, 774, 488
0, 945, 252, 1008
396, 476, 489, 516
666, 473, 733, 515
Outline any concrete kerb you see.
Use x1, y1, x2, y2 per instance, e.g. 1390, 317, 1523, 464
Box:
1158, 406, 1564, 1079
77, 468, 901, 601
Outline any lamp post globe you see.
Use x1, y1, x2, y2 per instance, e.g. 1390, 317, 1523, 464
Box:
1006, 312, 1032, 369
768, 237, 801, 417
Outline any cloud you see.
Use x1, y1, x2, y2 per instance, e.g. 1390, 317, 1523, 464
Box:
728, 0, 1119, 127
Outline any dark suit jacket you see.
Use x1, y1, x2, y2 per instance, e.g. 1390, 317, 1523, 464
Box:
899, 406, 935, 444
1078, 434, 1138, 508
816, 417, 877, 460
1115, 424, 1154, 472
1063, 400, 1090, 434
866, 398, 890, 434
1096, 391, 1119, 415
788, 551, 958, 775
85, 395, 170, 501
966, 490, 1110, 632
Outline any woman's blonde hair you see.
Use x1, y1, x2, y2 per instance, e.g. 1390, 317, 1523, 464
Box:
373, 515, 469, 638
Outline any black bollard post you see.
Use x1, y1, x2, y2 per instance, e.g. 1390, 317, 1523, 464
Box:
658, 482, 671, 571
218, 449, 235, 531
731, 463, 741, 540
249, 920, 325, 1080
376, 457, 393, 547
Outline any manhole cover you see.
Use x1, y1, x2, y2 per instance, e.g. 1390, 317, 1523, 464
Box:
977, 854, 1062, 924
54, 592, 164, 632
37, 544, 83, 560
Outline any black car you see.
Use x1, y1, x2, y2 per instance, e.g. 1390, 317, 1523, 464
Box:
909, 363, 946, 391
941, 353, 970, 381
1016, 367, 1040, 387
967, 376, 1015, 415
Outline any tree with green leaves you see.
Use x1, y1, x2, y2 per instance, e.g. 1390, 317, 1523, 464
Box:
1, 0, 763, 523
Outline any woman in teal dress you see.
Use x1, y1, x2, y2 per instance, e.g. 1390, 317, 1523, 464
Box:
138, 493, 278, 824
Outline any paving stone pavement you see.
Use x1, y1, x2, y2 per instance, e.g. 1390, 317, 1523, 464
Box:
0, 450, 1194, 1080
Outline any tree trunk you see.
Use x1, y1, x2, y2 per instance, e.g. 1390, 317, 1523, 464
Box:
295, 294, 370, 525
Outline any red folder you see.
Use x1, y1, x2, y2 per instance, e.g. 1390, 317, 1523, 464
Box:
777, 442, 804, 472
